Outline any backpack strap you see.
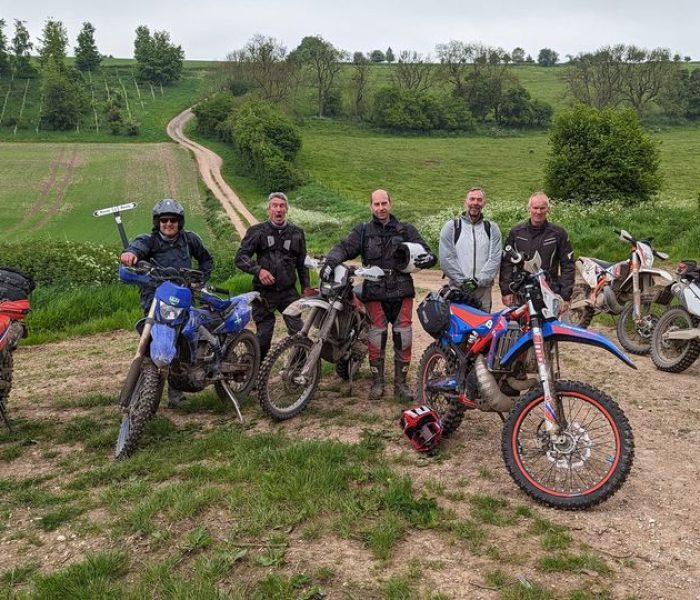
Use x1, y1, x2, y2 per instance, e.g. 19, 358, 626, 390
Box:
453, 216, 490, 244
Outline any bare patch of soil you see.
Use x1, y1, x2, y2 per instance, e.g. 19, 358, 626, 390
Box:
4, 288, 700, 597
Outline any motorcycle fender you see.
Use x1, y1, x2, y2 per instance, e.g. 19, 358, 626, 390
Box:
150, 323, 178, 368
283, 298, 330, 317
500, 320, 637, 369
576, 257, 600, 289
620, 267, 674, 291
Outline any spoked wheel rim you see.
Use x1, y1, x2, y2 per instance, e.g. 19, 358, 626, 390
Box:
655, 310, 693, 362
263, 339, 319, 415
511, 391, 621, 498
617, 301, 665, 354
223, 332, 259, 394
421, 350, 455, 416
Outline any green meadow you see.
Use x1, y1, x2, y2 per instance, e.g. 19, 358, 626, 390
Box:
0, 142, 209, 244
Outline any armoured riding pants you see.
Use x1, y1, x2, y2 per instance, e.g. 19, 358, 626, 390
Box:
365, 298, 413, 363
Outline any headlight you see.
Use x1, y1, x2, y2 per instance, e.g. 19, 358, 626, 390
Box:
159, 303, 184, 321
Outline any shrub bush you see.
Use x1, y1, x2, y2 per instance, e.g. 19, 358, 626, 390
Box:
222, 99, 304, 192
192, 93, 237, 139
371, 88, 475, 132
544, 105, 662, 204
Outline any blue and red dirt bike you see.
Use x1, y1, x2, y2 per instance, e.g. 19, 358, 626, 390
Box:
115, 262, 260, 458
0, 268, 34, 431
415, 246, 635, 509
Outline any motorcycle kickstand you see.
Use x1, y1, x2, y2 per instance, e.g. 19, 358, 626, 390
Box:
0, 402, 11, 432
218, 380, 244, 423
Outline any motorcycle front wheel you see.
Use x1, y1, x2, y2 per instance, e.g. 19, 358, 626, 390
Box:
415, 342, 465, 436
114, 358, 163, 459
650, 307, 700, 373
502, 380, 634, 510
616, 300, 664, 355
215, 329, 260, 399
257, 334, 320, 421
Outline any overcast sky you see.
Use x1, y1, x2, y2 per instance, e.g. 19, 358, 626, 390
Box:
7, 0, 700, 61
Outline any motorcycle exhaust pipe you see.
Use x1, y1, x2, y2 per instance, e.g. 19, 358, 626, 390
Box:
504, 376, 538, 392
474, 355, 517, 413
603, 285, 625, 314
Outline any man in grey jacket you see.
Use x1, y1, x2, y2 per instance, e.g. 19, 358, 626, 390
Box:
438, 187, 502, 311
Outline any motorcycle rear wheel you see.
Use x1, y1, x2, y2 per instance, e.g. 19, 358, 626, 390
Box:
563, 283, 594, 328
114, 358, 163, 459
616, 300, 664, 355
502, 380, 634, 510
215, 329, 260, 399
258, 334, 320, 421
650, 307, 700, 373
415, 342, 465, 436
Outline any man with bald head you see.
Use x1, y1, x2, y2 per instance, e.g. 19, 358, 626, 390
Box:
500, 191, 574, 312
323, 189, 436, 401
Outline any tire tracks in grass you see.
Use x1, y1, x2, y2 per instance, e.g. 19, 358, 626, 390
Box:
35, 145, 79, 229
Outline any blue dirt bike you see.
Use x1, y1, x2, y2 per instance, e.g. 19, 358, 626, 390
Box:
416, 247, 635, 509
115, 262, 260, 458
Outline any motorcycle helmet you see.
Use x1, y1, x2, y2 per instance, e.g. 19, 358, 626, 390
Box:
152, 198, 185, 230
400, 405, 443, 452
393, 242, 428, 274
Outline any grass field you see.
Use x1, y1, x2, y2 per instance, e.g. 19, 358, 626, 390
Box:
0, 64, 213, 143
0, 142, 209, 244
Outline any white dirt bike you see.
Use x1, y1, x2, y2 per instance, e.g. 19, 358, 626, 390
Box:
650, 260, 700, 372
568, 229, 674, 355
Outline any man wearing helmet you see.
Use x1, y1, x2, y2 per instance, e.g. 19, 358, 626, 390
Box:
235, 192, 312, 360
120, 198, 214, 406
322, 189, 436, 402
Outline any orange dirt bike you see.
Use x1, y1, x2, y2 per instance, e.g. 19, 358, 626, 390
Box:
568, 229, 674, 354
0, 268, 34, 430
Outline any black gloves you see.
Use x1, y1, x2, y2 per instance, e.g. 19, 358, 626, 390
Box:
414, 253, 435, 269
461, 278, 478, 292
320, 261, 337, 282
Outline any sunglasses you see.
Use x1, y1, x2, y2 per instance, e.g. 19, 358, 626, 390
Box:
159, 217, 179, 224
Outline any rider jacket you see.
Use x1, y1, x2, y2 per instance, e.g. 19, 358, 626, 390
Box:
126, 230, 214, 309
325, 215, 436, 301
499, 220, 575, 301
235, 220, 310, 293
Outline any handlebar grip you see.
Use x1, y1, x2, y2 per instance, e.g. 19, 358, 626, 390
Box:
209, 286, 230, 295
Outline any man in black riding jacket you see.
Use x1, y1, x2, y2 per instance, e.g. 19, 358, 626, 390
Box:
323, 189, 436, 402
235, 192, 312, 360
120, 198, 214, 407
500, 191, 575, 312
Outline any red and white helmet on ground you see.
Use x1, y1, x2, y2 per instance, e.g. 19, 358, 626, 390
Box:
400, 405, 443, 452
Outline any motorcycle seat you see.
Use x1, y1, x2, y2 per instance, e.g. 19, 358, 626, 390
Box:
591, 258, 615, 269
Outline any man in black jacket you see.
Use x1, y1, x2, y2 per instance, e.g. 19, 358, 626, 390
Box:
500, 192, 575, 311
120, 198, 214, 407
235, 192, 312, 360
323, 189, 436, 401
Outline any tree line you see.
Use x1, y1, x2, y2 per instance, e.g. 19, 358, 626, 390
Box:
0, 18, 185, 132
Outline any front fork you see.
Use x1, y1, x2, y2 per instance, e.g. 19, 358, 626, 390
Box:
631, 253, 642, 321
299, 304, 339, 380
529, 305, 562, 439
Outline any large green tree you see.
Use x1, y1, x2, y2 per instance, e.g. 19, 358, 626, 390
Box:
133, 25, 184, 84
10, 19, 34, 77
74, 22, 101, 72
289, 35, 345, 117
537, 47, 559, 66
40, 58, 89, 130
221, 34, 297, 103
544, 105, 662, 204
38, 18, 68, 67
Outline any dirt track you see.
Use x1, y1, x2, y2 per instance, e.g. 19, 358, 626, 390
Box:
167, 108, 258, 238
